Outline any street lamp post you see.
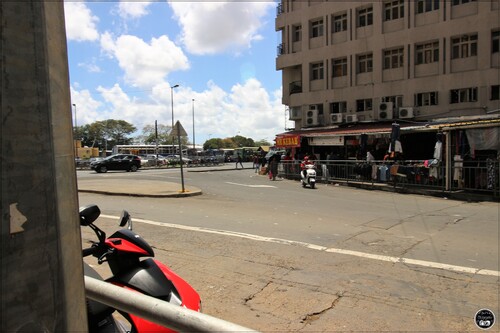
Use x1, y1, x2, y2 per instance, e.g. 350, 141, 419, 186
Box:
170, 84, 179, 154
192, 99, 195, 150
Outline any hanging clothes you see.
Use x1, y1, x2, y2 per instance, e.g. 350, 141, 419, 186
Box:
433, 141, 442, 160
453, 155, 463, 187
487, 158, 496, 190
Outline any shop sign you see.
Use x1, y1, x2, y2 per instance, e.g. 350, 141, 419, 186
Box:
276, 135, 301, 148
309, 136, 344, 146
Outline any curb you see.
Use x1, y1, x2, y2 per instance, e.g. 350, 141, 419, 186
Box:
187, 167, 252, 173
78, 188, 203, 198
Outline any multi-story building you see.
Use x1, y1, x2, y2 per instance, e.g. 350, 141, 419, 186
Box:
276, 0, 499, 129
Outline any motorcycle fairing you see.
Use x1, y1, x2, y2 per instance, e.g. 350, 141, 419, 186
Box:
153, 260, 201, 311
108, 258, 201, 333
107, 229, 154, 257
108, 258, 178, 302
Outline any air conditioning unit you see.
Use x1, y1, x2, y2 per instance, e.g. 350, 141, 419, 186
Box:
378, 102, 394, 120
345, 114, 358, 123
399, 107, 414, 119
330, 113, 343, 124
305, 109, 319, 127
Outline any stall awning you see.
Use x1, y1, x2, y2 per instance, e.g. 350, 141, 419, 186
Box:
276, 122, 424, 139
275, 116, 500, 147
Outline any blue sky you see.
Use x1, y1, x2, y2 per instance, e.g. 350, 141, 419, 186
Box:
65, 1, 292, 145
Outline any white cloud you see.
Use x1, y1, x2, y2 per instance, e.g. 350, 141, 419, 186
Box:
64, 2, 100, 42
74, 79, 284, 143
70, 86, 103, 126
78, 61, 101, 73
100, 32, 190, 88
118, 1, 152, 19
170, 1, 274, 55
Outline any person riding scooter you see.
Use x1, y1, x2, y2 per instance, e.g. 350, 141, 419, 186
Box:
300, 156, 314, 179
300, 155, 317, 188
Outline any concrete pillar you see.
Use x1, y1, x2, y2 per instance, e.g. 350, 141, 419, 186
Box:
1, 1, 87, 331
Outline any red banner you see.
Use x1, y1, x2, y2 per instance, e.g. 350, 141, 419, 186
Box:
275, 135, 300, 148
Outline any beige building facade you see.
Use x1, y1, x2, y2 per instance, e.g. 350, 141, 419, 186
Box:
276, 0, 500, 129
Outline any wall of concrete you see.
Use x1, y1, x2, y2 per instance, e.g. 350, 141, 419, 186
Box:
1, 1, 86, 331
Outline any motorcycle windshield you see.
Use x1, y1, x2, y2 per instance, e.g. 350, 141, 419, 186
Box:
108, 229, 155, 257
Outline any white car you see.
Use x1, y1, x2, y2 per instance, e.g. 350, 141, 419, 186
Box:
165, 155, 191, 165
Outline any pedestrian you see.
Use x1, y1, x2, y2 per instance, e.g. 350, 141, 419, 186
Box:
253, 154, 259, 173
236, 153, 243, 169
269, 153, 280, 181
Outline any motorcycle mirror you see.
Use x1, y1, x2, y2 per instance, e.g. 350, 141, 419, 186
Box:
79, 205, 101, 226
119, 210, 131, 229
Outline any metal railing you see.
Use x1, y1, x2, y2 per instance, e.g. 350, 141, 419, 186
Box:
277, 43, 284, 56
277, 159, 499, 198
85, 276, 258, 332
276, 2, 284, 15
289, 81, 302, 95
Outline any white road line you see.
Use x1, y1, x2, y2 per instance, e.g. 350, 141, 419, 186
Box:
225, 182, 277, 188
100, 214, 499, 277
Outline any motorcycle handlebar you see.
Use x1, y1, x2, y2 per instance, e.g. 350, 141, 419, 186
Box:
83, 247, 96, 257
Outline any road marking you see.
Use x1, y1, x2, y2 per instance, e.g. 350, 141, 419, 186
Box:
225, 182, 277, 188
101, 214, 499, 277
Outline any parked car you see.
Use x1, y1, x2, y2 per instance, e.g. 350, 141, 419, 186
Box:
90, 154, 141, 173
141, 154, 168, 166
165, 154, 191, 165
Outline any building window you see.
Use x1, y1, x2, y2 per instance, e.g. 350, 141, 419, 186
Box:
292, 25, 302, 42
383, 47, 404, 69
415, 91, 438, 106
311, 62, 324, 80
492, 85, 500, 100
384, 0, 404, 21
382, 95, 403, 108
357, 53, 373, 73
332, 58, 347, 77
331, 101, 347, 114
416, 41, 439, 64
357, 6, 373, 27
452, 34, 477, 59
493, 30, 500, 53
452, 0, 477, 5
356, 99, 373, 112
416, 0, 439, 13
310, 19, 324, 38
450, 87, 478, 103
332, 13, 347, 33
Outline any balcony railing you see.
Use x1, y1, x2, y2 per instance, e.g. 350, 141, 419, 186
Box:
289, 81, 302, 95
276, 3, 284, 16
277, 43, 284, 56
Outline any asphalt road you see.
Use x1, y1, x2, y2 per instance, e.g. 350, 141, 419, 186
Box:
78, 164, 499, 332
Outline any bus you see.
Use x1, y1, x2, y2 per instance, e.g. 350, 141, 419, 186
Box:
113, 145, 182, 156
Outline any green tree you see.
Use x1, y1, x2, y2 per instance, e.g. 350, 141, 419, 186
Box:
203, 138, 224, 150
232, 135, 255, 147
139, 123, 172, 144
74, 119, 136, 149
254, 139, 272, 147
100, 119, 136, 145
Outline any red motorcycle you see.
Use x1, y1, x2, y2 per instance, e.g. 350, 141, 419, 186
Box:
81, 204, 201, 332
